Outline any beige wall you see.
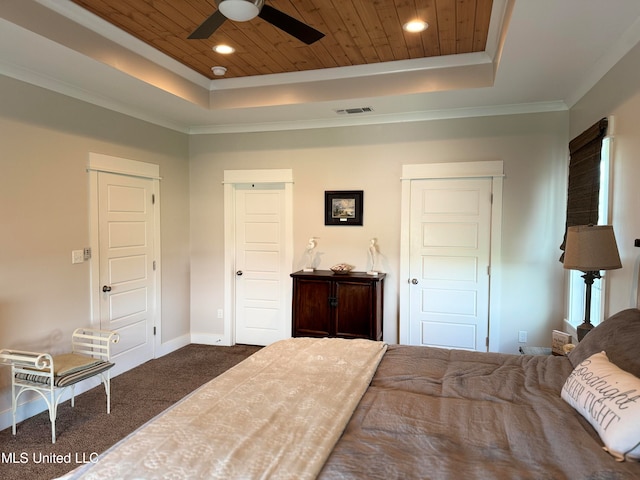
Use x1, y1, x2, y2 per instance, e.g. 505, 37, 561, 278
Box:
3, 26, 640, 432
570, 41, 640, 316
190, 111, 569, 352
0, 76, 191, 421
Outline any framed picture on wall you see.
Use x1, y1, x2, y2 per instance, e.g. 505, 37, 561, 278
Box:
324, 190, 363, 226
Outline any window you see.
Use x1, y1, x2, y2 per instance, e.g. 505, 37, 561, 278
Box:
566, 134, 612, 329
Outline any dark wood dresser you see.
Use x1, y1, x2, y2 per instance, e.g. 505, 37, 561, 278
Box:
291, 270, 385, 341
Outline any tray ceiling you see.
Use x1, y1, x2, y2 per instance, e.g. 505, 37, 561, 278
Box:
3, 0, 640, 133
70, 0, 494, 80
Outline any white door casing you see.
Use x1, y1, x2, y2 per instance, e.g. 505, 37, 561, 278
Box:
223, 170, 294, 346
399, 162, 503, 351
89, 154, 161, 374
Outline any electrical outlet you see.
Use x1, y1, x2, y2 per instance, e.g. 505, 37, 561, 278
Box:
217, 309, 223, 319
518, 331, 528, 343
71, 250, 84, 264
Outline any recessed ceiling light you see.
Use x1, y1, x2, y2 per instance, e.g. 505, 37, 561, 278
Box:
403, 20, 428, 33
213, 44, 235, 54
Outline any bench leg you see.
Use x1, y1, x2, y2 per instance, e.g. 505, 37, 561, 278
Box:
11, 384, 17, 436
49, 387, 57, 444
100, 372, 112, 414
50, 408, 56, 444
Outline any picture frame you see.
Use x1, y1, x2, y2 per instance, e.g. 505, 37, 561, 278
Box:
551, 330, 572, 356
324, 190, 363, 226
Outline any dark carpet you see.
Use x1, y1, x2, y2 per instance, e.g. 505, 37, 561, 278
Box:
0, 343, 261, 480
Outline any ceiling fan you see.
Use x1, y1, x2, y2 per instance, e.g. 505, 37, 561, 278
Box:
188, 0, 325, 45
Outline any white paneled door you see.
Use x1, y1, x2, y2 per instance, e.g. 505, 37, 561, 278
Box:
234, 184, 289, 345
98, 172, 156, 372
409, 178, 492, 350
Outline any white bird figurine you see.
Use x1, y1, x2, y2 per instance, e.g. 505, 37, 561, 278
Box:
304, 238, 317, 271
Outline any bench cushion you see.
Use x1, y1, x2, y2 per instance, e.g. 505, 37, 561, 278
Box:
51, 353, 103, 376
16, 361, 114, 387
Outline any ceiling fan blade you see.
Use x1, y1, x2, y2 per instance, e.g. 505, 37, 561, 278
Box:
188, 10, 227, 39
258, 5, 324, 45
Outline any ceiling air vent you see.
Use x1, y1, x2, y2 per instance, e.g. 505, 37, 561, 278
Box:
335, 107, 374, 115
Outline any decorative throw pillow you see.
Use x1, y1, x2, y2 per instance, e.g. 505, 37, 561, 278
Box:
568, 308, 640, 378
561, 351, 640, 461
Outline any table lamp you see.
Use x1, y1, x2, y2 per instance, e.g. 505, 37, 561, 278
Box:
563, 225, 622, 341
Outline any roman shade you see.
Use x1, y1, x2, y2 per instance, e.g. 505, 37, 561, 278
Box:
559, 117, 608, 261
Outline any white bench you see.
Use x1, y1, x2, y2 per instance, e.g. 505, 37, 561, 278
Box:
0, 328, 119, 443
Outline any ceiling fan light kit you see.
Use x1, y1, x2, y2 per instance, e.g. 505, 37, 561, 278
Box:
189, 0, 325, 45
218, 0, 263, 22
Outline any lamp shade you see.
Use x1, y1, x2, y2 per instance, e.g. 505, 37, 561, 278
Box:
563, 225, 622, 271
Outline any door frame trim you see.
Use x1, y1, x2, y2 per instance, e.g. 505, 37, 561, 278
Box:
88, 153, 161, 356
223, 169, 294, 346
399, 161, 503, 351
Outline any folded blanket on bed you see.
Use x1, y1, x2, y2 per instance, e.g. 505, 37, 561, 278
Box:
60, 337, 387, 480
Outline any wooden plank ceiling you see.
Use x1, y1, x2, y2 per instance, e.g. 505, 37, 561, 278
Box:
71, 0, 493, 80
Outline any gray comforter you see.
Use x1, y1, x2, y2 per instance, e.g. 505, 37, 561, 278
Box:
320, 345, 639, 479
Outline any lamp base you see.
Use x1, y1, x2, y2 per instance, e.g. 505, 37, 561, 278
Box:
576, 321, 594, 342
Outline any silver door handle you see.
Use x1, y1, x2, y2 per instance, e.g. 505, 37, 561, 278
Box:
411, 278, 418, 285
236, 270, 243, 276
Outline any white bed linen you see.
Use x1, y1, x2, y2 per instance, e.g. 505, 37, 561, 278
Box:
58, 337, 387, 480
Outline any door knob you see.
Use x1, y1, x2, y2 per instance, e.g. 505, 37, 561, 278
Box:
236, 270, 243, 276
102, 285, 112, 292
411, 278, 419, 285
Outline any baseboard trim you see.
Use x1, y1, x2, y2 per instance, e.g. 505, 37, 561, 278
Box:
156, 333, 191, 357
190, 333, 227, 346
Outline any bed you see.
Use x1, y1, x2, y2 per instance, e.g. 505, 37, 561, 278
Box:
59, 309, 640, 479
